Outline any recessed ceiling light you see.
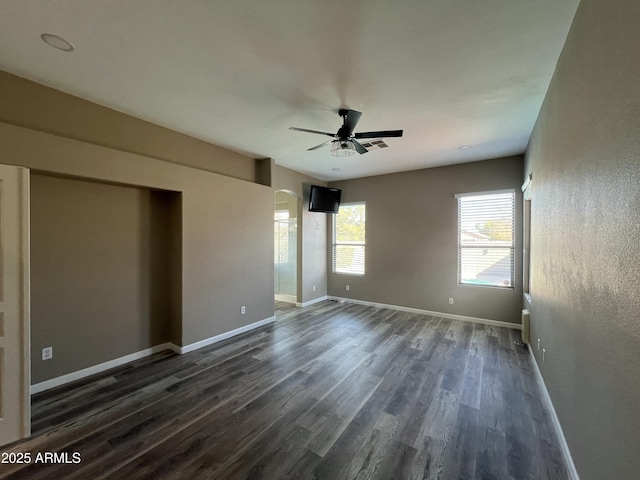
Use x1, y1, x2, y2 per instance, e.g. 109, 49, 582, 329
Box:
331, 168, 340, 171
41, 33, 75, 52
459, 145, 472, 150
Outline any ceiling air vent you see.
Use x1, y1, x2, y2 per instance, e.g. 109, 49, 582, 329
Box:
359, 140, 389, 150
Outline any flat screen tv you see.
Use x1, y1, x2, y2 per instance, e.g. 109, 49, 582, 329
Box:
309, 185, 342, 214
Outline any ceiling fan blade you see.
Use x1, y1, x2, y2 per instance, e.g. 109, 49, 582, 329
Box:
289, 127, 335, 137
307, 140, 332, 151
354, 129, 404, 139
337, 109, 362, 138
351, 139, 368, 154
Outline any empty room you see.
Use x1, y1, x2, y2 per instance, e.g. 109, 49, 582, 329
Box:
0, 1, 638, 479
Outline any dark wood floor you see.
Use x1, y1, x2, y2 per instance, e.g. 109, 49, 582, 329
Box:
2, 301, 568, 479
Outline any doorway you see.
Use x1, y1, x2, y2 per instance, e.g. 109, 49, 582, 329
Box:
274, 191, 298, 303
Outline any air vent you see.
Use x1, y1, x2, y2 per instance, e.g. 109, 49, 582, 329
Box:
359, 140, 389, 150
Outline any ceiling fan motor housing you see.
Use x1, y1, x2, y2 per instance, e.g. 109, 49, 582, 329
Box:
289, 108, 402, 154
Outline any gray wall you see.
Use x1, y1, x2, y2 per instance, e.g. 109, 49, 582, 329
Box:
328, 156, 524, 324
274, 165, 328, 304
525, 0, 640, 478
0, 72, 274, 383
30, 175, 177, 383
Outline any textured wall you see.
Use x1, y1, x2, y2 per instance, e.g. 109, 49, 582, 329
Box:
525, 0, 640, 478
328, 156, 524, 324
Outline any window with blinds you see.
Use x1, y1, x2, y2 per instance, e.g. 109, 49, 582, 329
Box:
333, 202, 365, 275
455, 190, 515, 288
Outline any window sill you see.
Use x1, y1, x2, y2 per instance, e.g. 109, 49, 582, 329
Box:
458, 282, 514, 291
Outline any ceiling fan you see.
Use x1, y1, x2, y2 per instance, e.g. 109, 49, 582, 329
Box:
289, 109, 403, 156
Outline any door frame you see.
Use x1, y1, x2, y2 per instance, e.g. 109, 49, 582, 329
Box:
0, 164, 31, 446
274, 190, 300, 304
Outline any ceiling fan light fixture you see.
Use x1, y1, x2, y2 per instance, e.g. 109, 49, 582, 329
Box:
331, 140, 356, 157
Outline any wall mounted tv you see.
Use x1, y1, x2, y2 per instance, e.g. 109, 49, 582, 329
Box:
309, 185, 342, 214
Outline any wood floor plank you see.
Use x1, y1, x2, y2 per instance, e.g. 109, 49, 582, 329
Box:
1, 301, 570, 480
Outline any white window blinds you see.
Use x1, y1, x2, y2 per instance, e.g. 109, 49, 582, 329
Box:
456, 190, 515, 288
333, 203, 365, 275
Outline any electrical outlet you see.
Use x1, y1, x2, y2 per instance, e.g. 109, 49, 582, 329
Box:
448, 298, 454, 305
542, 348, 546, 362
346, 285, 350, 291
241, 306, 246, 315
312, 285, 316, 292
42, 347, 53, 361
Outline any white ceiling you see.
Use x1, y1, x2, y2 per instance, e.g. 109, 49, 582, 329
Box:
0, 0, 579, 181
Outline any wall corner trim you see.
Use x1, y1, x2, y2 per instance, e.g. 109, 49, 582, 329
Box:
296, 296, 328, 308
30, 315, 277, 394
328, 296, 522, 330
528, 347, 580, 480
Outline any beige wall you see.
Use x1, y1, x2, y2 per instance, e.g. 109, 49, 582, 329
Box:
328, 156, 524, 324
0, 122, 274, 349
0, 71, 255, 182
30, 175, 178, 383
0, 73, 274, 383
524, 1, 640, 478
274, 165, 328, 304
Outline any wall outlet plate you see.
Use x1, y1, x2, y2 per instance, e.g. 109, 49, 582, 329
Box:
241, 306, 246, 314
42, 346, 53, 361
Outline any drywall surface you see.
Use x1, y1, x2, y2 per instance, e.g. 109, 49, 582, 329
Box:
0, 69, 273, 361
30, 175, 174, 383
274, 165, 328, 304
525, 0, 640, 478
0, 71, 255, 181
328, 156, 524, 324
1, 121, 274, 352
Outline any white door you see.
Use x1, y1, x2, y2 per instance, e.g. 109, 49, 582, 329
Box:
0, 164, 30, 446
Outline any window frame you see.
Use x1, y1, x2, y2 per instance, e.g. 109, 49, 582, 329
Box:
332, 201, 366, 276
522, 174, 533, 302
455, 189, 516, 289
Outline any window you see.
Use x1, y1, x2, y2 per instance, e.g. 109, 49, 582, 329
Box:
274, 209, 289, 264
455, 190, 515, 288
333, 202, 365, 275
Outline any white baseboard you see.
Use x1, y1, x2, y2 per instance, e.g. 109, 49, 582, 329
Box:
171, 315, 276, 354
528, 347, 580, 480
31, 315, 277, 394
275, 294, 297, 304
30, 343, 173, 395
328, 296, 522, 330
296, 295, 328, 308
